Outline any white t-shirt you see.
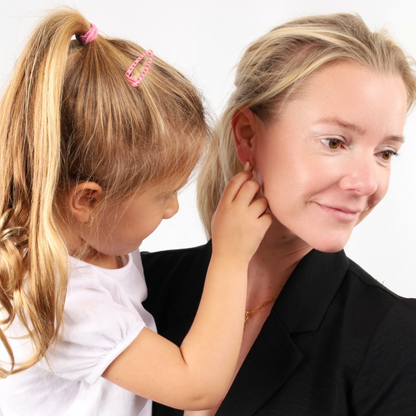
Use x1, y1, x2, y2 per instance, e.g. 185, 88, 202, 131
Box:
0, 250, 156, 416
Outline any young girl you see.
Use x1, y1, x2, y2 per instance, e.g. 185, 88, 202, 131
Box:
0, 8, 271, 416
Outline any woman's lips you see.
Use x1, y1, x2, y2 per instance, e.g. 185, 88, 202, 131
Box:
316, 203, 361, 223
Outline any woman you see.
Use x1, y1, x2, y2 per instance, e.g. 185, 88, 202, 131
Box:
143, 13, 416, 415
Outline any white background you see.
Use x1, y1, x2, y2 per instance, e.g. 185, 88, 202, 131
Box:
1, 0, 415, 297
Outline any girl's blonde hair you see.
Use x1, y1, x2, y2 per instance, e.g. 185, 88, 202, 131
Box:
0, 8, 207, 377
197, 13, 416, 236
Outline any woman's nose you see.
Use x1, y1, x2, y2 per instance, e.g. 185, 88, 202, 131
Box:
339, 157, 379, 196
163, 194, 179, 220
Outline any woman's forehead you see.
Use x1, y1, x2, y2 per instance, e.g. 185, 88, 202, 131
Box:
278, 62, 407, 131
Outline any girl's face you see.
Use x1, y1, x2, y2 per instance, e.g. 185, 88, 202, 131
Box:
252, 62, 407, 252
83, 182, 180, 263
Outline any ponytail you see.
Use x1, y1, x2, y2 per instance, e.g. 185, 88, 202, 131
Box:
0, 10, 97, 377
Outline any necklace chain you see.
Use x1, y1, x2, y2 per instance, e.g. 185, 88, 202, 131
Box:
245, 297, 277, 323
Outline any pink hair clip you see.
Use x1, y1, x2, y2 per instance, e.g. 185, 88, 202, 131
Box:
125, 50, 154, 87
76, 23, 98, 46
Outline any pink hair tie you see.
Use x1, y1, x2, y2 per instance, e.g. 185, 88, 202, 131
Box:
76, 23, 98, 46
125, 50, 153, 87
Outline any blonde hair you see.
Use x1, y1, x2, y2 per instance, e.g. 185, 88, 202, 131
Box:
0, 8, 208, 377
197, 13, 416, 236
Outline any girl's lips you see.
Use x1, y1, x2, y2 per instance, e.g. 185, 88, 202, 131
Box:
316, 203, 360, 223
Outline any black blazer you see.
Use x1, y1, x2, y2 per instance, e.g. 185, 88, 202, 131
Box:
142, 242, 416, 415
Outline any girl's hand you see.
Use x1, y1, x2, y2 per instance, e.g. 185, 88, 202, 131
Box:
211, 171, 272, 263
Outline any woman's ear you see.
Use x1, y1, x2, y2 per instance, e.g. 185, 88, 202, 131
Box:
68, 182, 104, 224
231, 108, 258, 166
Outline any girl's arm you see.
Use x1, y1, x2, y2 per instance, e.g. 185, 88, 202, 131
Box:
103, 171, 272, 410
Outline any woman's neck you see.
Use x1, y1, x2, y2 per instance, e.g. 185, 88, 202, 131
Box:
246, 219, 312, 309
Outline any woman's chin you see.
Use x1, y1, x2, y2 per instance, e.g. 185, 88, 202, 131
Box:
309, 235, 351, 253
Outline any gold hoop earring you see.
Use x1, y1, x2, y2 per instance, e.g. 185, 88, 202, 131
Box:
244, 161, 253, 172
84, 216, 94, 227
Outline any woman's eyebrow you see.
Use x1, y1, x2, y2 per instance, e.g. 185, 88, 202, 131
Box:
315, 117, 367, 135
314, 117, 405, 143
386, 135, 405, 144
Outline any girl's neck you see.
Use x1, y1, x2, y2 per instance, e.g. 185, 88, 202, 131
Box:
246, 219, 312, 309
68, 239, 123, 269
82, 253, 124, 269
64, 221, 124, 270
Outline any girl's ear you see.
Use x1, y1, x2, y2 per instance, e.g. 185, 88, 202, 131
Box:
68, 182, 104, 224
231, 108, 258, 166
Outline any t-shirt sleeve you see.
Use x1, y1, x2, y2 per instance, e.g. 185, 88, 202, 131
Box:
45, 266, 146, 384
352, 299, 416, 415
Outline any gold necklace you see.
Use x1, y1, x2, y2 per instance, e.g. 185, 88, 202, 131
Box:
245, 297, 277, 323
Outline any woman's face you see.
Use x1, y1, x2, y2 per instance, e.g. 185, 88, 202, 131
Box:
252, 62, 408, 252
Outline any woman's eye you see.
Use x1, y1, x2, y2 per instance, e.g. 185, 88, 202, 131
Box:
321, 138, 343, 149
380, 150, 397, 161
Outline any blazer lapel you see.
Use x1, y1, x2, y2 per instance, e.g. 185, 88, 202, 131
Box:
216, 250, 349, 416
217, 311, 302, 416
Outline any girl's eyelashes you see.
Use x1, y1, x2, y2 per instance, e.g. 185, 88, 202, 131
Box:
320, 138, 345, 150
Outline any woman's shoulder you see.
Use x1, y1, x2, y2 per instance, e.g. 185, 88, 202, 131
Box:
349, 258, 416, 350
345, 256, 416, 312
347, 257, 416, 348
345, 260, 416, 412
141, 241, 212, 274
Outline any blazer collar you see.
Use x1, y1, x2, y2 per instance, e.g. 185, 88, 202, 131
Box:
217, 249, 349, 416
275, 249, 349, 333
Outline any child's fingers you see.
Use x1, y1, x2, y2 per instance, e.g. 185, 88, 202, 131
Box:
220, 171, 253, 203
256, 212, 273, 236
247, 199, 272, 235
257, 211, 273, 227
248, 196, 270, 218
231, 179, 262, 208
